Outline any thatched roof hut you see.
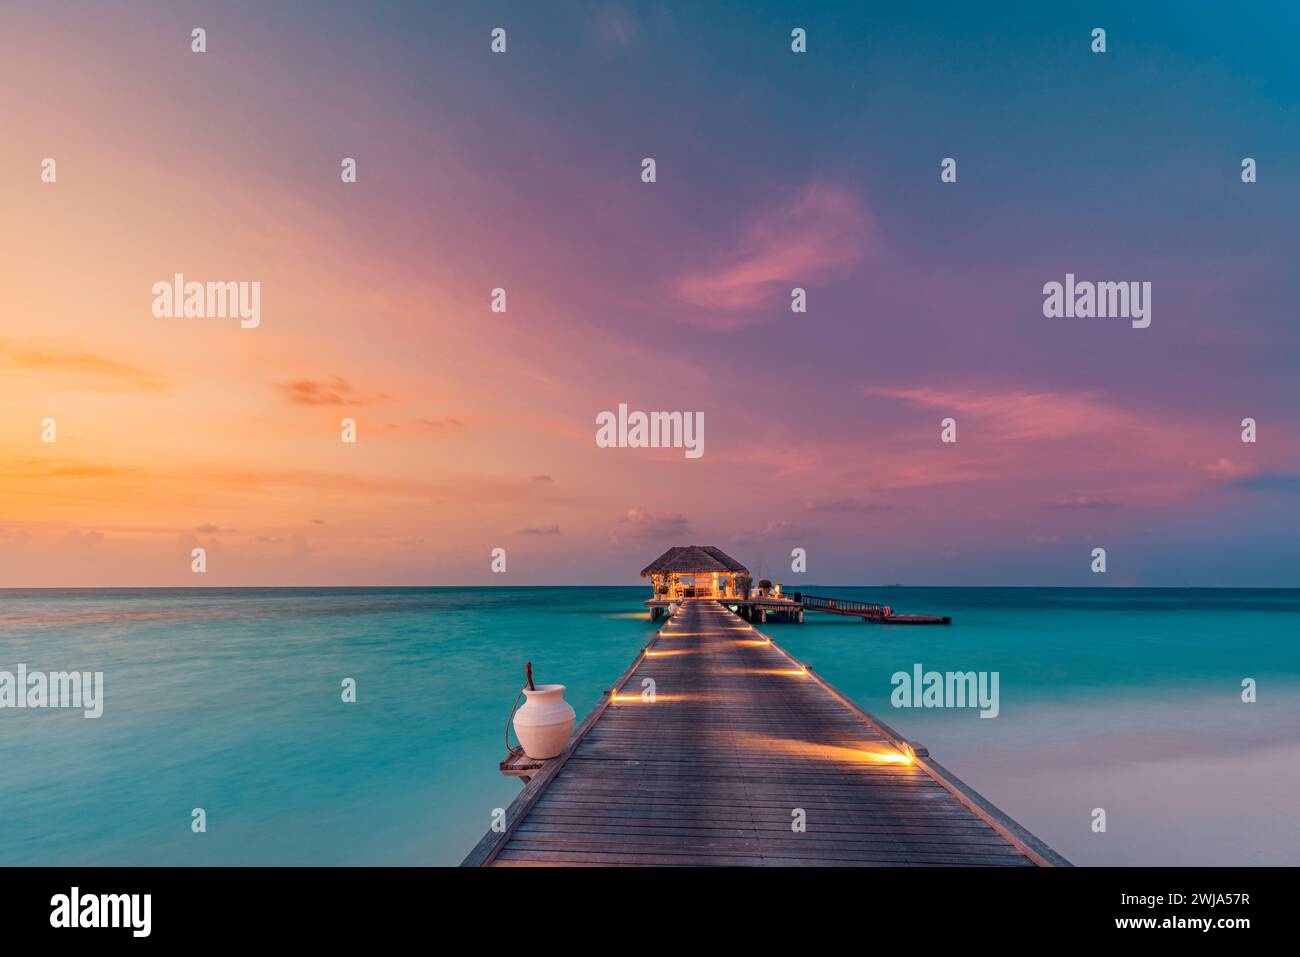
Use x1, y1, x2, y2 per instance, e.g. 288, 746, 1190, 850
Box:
640, 545, 749, 577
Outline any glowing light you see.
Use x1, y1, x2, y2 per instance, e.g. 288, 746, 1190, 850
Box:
727, 732, 917, 765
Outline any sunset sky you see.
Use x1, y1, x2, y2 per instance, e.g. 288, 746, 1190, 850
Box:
2, 1, 1298, 586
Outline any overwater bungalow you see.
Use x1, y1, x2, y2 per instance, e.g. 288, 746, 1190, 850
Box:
640, 545, 799, 623
639, 544, 949, 625
640, 545, 750, 601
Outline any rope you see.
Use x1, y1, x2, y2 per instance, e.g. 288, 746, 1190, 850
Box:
504, 688, 525, 757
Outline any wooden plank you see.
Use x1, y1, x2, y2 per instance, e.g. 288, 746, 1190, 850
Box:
459, 628, 661, 866
462, 599, 1066, 867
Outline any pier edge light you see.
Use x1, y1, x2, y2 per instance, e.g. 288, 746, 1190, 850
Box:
899, 742, 916, 763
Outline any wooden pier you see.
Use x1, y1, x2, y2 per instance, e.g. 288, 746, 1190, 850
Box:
794, 592, 952, 625
463, 599, 1065, 867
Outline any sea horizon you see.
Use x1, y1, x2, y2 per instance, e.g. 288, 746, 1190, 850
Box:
6, 583, 1300, 591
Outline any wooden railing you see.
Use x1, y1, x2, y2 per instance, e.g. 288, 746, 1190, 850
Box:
794, 593, 888, 616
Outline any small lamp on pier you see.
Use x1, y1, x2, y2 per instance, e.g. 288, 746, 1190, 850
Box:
898, 741, 926, 764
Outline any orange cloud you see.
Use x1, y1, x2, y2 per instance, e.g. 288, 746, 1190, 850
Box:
0, 458, 136, 480
274, 376, 383, 406
416, 416, 469, 433
0, 338, 167, 394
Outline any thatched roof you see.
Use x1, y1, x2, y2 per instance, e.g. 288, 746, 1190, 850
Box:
640, 545, 749, 577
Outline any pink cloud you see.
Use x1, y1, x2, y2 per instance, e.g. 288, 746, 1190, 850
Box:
802, 498, 896, 513
610, 506, 689, 545
1045, 496, 1124, 510
517, 524, 562, 536
862, 385, 1144, 442
671, 183, 872, 325
1200, 458, 1255, 483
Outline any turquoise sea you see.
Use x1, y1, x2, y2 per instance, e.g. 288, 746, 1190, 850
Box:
1, 587, 1297, 866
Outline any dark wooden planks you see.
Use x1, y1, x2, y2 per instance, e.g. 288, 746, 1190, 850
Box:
464, 599, 1065, 867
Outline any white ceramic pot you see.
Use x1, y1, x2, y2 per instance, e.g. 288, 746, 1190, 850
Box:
513, 684, 576, 759
667, 602, 680, 616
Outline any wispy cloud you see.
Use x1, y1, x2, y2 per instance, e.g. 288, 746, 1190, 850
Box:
802, 498, 896, 514
275, 376, 388, 407
611, 506, 689, 544
416, 416, 468, 433
730, 519, 805, 544
0, 338, 167, 394
1201, 458, 1255, 483
0, 459, 135, 479
60, 529, 104, 547
1045, 496, 1123, 510
671, 183, 872, 325
517, 524, 561, 536
862, 385, 1137, 441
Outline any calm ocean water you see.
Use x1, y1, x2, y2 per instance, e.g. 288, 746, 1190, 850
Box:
1, 586, 1297, 866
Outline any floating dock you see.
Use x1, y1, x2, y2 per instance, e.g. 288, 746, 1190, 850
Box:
463, 599, 1065, 867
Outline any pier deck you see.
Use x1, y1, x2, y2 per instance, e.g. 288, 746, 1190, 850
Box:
463, 599, 1065, 867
